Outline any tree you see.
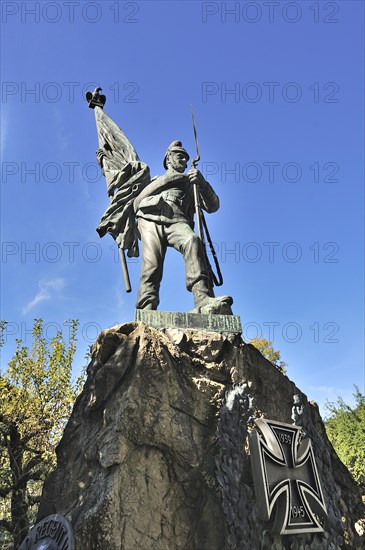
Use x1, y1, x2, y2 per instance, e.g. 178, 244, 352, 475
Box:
249, 337, 288, 374
325, 388, 365, 485
0, 319, 82, 548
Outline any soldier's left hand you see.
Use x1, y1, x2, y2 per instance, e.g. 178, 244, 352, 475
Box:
188, 168, 204, 186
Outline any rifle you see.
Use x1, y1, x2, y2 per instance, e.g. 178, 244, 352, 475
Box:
190, 107, 223, 287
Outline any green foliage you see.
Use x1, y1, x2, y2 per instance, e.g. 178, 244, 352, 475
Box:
249, 337, 288, 374
0, 320, 7, 350
325, 387, 365, 485
0, 319, 82, 548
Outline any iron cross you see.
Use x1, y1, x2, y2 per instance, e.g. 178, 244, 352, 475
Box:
249, 418, 327, 535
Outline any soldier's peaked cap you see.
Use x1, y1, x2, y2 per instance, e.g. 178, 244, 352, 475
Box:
163, 140, 189, 169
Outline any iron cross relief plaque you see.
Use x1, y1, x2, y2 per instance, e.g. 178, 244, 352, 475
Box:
249, 418, 327, 535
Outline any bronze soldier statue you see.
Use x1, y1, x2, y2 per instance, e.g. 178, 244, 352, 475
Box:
86, 88, 233, 314
134, 140, 232, 313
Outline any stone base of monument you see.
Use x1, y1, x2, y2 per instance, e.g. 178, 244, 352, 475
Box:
37, 321, 365, 549
135, 308, 242, 334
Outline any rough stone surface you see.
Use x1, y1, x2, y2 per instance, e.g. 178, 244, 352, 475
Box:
38, 322, 365, 549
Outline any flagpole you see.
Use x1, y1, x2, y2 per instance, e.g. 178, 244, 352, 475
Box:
86, 88, 132, 293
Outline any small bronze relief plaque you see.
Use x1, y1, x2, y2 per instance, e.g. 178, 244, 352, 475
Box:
249, 418, 327, 535
19, 514, 74, 550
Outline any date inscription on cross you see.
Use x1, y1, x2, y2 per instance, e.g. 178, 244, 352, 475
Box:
249, 418, 327, 535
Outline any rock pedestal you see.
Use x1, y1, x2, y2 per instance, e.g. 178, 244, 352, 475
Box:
38, 322, 364, 549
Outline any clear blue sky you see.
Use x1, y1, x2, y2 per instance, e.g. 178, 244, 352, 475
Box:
1, 1, 364, 417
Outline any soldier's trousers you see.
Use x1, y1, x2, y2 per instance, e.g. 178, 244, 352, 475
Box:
136, 218, 209, 309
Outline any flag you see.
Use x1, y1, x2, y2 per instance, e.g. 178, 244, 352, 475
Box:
93, 107, 151, 257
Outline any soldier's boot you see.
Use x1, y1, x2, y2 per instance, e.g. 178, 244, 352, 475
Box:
191, 279, 233, 315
